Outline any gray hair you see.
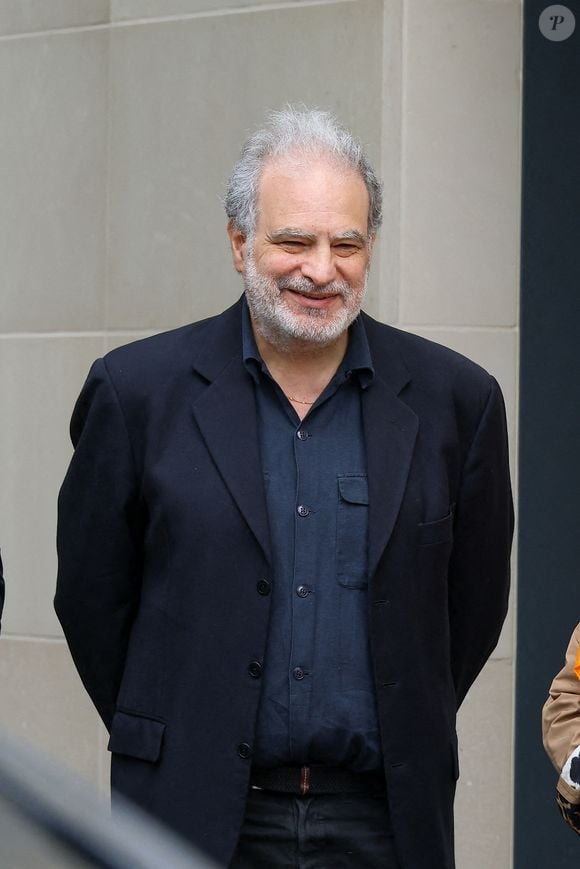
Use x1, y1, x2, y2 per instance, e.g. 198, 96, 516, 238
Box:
224, 107, 383, 238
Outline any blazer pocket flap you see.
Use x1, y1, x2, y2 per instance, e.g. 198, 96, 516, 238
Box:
108, 710, 165, 762
418, 510, 454, 546
338, 476, 369, 505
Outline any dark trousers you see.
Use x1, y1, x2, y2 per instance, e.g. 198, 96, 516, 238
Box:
230, 787, 401, 868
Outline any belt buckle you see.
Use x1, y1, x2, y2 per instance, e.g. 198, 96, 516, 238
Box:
299, 765, 311, 796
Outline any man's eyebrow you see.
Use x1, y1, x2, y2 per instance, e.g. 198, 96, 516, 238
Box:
265, 228, 369, 245
331, 230, 368, 246
266, 228, 317, 242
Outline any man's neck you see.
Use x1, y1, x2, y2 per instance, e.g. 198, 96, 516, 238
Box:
252, 320, 349, 410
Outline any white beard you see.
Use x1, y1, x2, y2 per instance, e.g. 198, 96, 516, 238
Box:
242, 251, 367, 350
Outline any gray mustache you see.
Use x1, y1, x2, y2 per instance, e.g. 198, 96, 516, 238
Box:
276, 277, 351, 297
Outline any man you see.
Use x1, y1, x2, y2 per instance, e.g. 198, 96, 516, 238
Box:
55, 108, 513, 868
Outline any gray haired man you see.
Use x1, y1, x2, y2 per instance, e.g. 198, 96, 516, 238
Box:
56, 108, 513, 868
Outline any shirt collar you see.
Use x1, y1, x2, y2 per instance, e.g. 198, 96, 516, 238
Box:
241, 296, 375, 388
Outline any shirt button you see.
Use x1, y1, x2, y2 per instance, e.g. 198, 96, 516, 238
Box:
293, 667, 305, 681
296, 429, 309, 441
296, 505, 310, 517
257, 579, 271, 596
248, 661, 262, 678
237, 743, 251, 759
296, 585, 311, 598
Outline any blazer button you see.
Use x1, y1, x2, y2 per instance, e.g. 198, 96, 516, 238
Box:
238, 742, 251, 759
248, 661, 263, 678
257, 579, 271, 596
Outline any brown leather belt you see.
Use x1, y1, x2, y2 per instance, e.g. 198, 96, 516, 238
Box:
251, 765, 385, 796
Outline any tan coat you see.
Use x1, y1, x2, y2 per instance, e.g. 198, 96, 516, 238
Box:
542, 623, 580, 804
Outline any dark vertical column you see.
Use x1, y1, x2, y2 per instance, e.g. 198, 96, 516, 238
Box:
516, 2, 580, 866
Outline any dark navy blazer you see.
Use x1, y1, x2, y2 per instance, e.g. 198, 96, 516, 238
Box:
55, 299, 513, 869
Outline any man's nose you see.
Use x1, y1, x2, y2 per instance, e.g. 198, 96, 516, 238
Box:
300, 246, 337, 286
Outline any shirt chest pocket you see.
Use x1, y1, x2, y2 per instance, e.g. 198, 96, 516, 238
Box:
336, 475, 369, 589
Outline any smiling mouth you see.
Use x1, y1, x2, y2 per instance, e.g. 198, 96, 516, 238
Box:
284, 289, 340, 309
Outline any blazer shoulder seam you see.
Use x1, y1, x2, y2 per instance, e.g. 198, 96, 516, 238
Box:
100, 356, 141, 482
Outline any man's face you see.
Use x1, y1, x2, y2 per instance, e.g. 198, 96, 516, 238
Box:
228, 155, 373, 348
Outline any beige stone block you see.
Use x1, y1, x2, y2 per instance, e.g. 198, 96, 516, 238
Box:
399, 0, 521, 326
375, 0, 403, 326
0, 797, 79, 869
488, 589, 513, 662
107, 0, 383, 330
491, 578, 514, 661
98, 720, 112, 795
0, 30, 108, 332
112, 0, 291, 18
0, 637, 101, 786
0, 1, 109, 36
455, 658, 513, 869
0, 336, 103, 637
362, 270, 382, 322
104, 330, 158, 353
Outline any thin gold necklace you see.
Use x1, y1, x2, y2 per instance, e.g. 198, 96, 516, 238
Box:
287, 395, 315, 406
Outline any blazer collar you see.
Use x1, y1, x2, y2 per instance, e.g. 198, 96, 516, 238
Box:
191, 298, 245, 383
360, 311, 412, 396
190, 298, 272, 564
361, 313, 418, 577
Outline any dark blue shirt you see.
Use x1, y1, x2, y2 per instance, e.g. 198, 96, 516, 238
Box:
242, 302, 383, 773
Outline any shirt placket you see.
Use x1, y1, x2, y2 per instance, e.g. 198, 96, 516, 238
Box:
288, 416, 317, 756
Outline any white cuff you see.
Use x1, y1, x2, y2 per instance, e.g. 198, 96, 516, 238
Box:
561, 745, 580, 790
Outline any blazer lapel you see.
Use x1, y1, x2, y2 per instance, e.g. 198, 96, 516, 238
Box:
189, 304, 417, 574
362, 315, 418, 578
190, 301, 272, 565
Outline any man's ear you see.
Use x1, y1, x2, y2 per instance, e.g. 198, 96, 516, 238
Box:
227, 221, 247, 274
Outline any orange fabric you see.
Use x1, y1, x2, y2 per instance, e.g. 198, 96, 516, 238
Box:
574, 642, 580, 681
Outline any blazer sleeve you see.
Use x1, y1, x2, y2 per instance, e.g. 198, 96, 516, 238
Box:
55, 357, 143, 730
448, 376, 514, 707
542, 624, 580, 804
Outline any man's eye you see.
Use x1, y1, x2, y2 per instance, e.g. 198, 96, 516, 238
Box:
335, 244, 358, 254
279, 240, 305, 249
